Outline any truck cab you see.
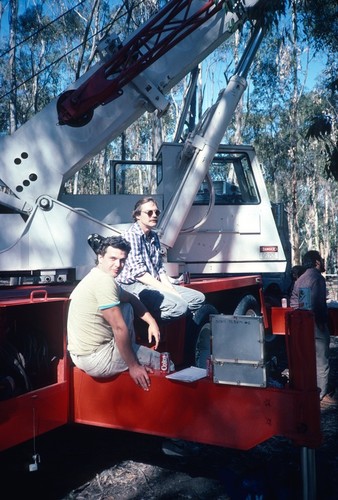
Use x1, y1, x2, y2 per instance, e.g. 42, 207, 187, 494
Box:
61, 142, 291, 300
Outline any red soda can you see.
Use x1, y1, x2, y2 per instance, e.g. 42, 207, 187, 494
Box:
206, 356, 213, 380
160, 352, 170, 374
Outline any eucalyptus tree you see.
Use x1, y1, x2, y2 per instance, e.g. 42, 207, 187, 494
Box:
1, 0, 19, 134
236, 0, 337, 271
285, 0, 337, 270
1, 1, 85, 131
298, 0, 338, 183
0, 0, 136, 194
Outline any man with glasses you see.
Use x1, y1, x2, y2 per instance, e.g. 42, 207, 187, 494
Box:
116, 197, 205, 323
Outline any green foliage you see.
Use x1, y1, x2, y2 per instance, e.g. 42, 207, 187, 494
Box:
0, 0, 336, 271
299, 0, 338, 55
298, 0, 338, 182
236, 1, 337, 270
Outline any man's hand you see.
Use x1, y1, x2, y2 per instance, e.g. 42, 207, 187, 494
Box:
148, 323, 160, 349
129, 364, 153, 391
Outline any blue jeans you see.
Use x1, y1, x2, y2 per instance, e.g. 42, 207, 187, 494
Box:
120, 281, 205, 322
315, 323, 330, 399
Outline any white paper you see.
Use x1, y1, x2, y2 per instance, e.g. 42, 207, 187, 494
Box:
166, 366, 207, 383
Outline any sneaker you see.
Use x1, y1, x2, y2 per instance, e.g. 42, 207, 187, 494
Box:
320, 390, 338, 408
161, 438, 202, 457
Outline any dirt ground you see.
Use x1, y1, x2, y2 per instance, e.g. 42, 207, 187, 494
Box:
1, 337, 338, 500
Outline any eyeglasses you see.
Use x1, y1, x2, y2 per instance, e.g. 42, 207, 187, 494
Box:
141, 210, 161, 217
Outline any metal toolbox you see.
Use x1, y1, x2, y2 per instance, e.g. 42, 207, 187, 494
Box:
211, 314, 266, 387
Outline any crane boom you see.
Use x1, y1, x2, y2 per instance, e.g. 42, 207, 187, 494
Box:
0, 0, 282, 281
57, 0, 250, 126
0, 0, 260, 207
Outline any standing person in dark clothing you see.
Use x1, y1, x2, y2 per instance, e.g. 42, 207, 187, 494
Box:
291, 265, 305, 284
287, 265, 306, 301
290, 250, 337, 405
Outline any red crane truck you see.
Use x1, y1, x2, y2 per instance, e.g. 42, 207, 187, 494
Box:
1, 2, 336, 497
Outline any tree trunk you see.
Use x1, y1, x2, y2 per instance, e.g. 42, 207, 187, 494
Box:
289, 0, 300, 265
75, 0, 101, 77
233, 30, 243, 145
151, 111, 163, 160
312, 175, 319, 250
9, 0, 18, 133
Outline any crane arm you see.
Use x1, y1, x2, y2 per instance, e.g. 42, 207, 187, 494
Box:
0, 0, 280, 280
57, 0, 252, 126
0, 0, 263, 210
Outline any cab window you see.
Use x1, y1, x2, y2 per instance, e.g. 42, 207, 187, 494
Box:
194, 152, 260, 205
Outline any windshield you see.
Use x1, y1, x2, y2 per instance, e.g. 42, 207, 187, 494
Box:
194, 152, 260, 205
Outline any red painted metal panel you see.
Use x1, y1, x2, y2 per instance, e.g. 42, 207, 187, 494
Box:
270, 307, 294, 335
1, 287, 322, 454
0, 383, 69, 451
271, 306, 338, 337
0, 295, 70, 451
328, 308, 338, 336
71, 370, 321, 450
71, 310, 322, 450
183, 275, 262, 293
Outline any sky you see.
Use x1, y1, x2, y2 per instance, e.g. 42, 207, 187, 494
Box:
202, 44, 326, 112
0, 0, 327, 112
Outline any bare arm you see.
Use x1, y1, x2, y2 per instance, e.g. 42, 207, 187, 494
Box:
102, 306, 152, 390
